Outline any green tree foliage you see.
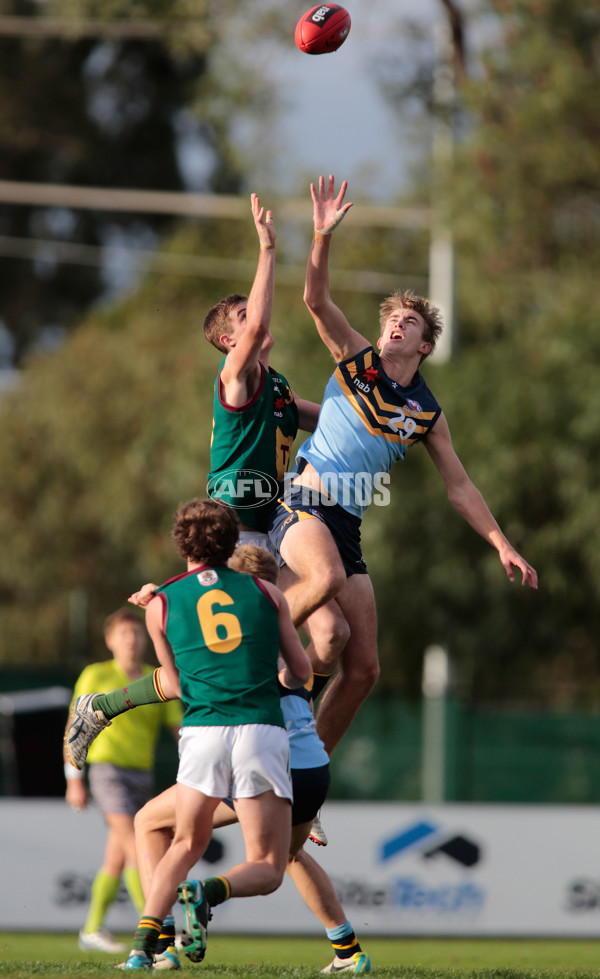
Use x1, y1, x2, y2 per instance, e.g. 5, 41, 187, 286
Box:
371, 0, 600, 701
0, 209, 428, 668
0, 0, 289, 363
3, 0, 600, 707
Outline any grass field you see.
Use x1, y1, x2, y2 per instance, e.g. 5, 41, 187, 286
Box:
1, 934, 600, 979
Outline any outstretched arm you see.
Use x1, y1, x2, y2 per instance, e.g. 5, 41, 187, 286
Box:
304, 175, 369, 363
220, 193, 276, 404
425, 414, 538, 588
293, 395, 320, 433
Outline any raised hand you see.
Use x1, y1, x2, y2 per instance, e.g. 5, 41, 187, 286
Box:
251, 192, 275, 249
311, 174, 353, 235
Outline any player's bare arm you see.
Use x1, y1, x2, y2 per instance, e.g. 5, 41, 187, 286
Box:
425, 413, 538, 589
263, 582, 312, 687
145, 597, 182, 697
293, 395, 321, 433
304, 174, 368, 363
220, 193, 276, 404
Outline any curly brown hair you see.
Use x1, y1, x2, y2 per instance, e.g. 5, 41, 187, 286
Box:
203, 294, 247, 353
228, 544, 279, 584
379, 289, 444, 359
172, 498, 239, 565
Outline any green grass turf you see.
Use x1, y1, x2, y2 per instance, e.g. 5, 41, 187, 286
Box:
1, 934, 600, 978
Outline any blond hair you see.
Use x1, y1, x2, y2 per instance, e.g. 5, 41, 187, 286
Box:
228, 544, 279, 584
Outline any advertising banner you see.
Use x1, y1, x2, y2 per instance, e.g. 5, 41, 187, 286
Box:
2, 799, 600, 935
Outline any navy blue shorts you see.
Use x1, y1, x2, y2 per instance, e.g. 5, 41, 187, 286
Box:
267, 487, 368, 577
290, 764, 331, 825
223, 763, 330, 826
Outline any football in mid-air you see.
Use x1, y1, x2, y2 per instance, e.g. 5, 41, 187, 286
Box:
294, 4, 351, 55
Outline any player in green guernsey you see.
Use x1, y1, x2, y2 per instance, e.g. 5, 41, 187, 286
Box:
201, 192, 351, 714
122, 498, 311, 970
207, 354, 299, 533
203, 192, 319, 538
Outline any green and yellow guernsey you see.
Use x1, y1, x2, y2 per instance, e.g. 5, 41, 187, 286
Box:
155, 564, 284, 729
207, 361, 299, 532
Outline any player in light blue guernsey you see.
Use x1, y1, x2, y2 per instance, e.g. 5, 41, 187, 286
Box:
268, 174, 538, 759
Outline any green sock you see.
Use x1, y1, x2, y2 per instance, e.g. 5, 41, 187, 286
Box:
123, 865, 146, 915
84, 869, 121, 933
202, 876, 231, 907
132, 916, 162, 955
92, 670, 164, 720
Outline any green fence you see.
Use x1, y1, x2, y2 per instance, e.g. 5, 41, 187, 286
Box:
327, 696, 600, 803
3, 669, 600, 802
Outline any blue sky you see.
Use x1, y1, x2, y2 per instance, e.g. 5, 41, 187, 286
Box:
267, 0, 440, 201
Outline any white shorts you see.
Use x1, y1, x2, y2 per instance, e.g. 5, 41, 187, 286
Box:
177, 724, 292, 802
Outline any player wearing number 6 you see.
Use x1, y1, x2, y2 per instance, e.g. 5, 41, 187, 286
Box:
122, 497, 311, 969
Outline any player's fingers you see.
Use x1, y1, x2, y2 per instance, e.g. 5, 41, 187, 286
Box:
328, 173, 335, 197
310, 182, 318, 204
318, 174, 326, 199
265, 210, 273, 223
336, 179, 348, 204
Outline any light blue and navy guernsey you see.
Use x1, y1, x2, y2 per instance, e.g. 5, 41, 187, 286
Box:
278, 682, 329, 770
296, 345, 442, 519
153, 564, 284, 730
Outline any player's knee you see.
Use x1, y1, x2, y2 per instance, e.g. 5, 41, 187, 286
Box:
134, 806, 149, 836
313, 615, 350, 666
343, 657, 380, 692
255, 863, 285, 895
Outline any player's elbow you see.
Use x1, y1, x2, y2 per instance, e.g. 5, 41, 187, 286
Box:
284, 661, 312, 688
446, 480, 472, 515
295, 661, 312, 686
303, 291, 328, 317
245, 316, 270, 342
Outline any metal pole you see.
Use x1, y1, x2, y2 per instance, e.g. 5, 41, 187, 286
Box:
421, 643, 451, 802
429, 17, 456, 364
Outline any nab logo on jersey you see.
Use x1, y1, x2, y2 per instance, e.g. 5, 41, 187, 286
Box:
353, 377, 371, 394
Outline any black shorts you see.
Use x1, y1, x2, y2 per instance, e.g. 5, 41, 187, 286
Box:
267, 487, 368, 577
222, 763, 330, 826
290, 764, 331, 825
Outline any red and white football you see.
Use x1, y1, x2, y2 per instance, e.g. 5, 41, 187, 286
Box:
294, 4, 351, 55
